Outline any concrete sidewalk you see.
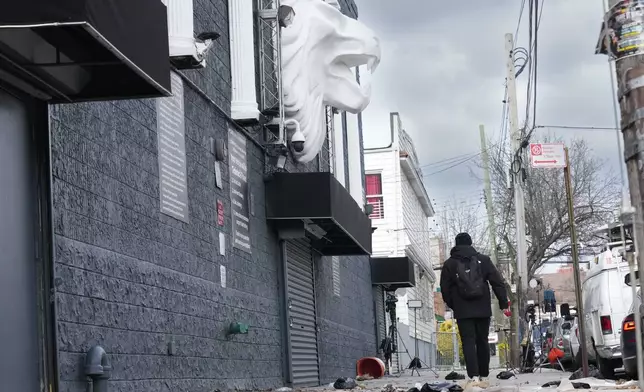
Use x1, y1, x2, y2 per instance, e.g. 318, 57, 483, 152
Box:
309, 369, 573, 392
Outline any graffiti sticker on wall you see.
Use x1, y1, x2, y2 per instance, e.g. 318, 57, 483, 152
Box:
596, 0, 644, 60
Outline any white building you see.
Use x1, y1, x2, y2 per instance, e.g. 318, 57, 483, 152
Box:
364, 112, 437, 369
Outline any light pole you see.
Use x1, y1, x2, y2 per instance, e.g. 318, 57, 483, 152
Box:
408, 300, 423, 376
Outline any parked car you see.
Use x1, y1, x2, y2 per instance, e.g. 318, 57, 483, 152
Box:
582, 248, 634, 378
620, 271, 642, 379
552, 317, 574, 368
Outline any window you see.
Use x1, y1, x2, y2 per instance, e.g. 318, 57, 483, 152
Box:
366, 174, 384, 219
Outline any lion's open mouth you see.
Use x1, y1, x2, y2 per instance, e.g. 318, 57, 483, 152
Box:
328, 52, 380, 113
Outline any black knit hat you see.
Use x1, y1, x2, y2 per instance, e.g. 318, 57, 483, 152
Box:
455, 232, 472, 246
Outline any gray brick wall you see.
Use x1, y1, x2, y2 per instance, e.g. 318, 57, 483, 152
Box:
49, 0, 376, 390
50, 0, 285, 391
315, 255, 377, 384
313, 1, 377, 384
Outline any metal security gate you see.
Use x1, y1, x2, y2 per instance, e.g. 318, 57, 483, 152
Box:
374, 286, 386, 350
0, 88, 40, 392
286, 238, 320, 387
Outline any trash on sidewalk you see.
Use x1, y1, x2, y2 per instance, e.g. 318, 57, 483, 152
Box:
496, 371, 516, 380
445, 371, 466, 380
334, 377, 358, 390
568, 366, 603, 380
556, 377, 640, 392
420, 381, 463, 392
542, 381, 562, 388
381, 383, 407, 392
356, 374, 374, 381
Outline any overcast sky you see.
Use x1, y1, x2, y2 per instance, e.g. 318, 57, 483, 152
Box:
356, 0, 623, 237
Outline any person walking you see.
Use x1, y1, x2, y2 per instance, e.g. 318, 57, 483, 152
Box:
440, 233, 509, 385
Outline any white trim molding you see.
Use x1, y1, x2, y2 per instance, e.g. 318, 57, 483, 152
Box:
229, 0, 260, 120
164, 0, 196, 58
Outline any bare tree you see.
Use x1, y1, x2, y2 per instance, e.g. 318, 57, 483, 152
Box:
438, 195, 490, 255
483, 137, 619, 278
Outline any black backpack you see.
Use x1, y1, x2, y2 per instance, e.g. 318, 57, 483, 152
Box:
455, 256, 486, 299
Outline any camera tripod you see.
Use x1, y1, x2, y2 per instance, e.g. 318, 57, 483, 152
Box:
380, 292, 438, 378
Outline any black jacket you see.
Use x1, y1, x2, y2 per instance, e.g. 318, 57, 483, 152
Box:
440, 245, 508, 320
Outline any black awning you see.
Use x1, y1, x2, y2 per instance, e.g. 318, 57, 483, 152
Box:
370, 257, 416, 290
0, 0, 171, 102
265, 172, 372, 255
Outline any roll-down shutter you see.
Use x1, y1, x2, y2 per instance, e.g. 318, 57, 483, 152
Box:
286, 238, 319, 387
374, 286, 386, 350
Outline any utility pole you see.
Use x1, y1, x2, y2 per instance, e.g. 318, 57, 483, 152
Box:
480, 124, 504, 328
602, 0, 644, 387
505, 33, 527, 367
563, 148, 589, 377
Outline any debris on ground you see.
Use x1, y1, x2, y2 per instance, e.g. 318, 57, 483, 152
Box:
496, 371, 516, 380
542, 381, 561, 388
571, 382, 591, 389
274, 388, 292, 392
334, 377, 358, 390
380, 383, 407, 392
445, 371, 466, 380
420, 381, 463, 392
568, 366, 604, 381
357, 374, 374, 381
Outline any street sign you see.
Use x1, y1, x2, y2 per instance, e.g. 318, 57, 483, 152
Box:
530, 143, 567, 168
408, 300, 422, 308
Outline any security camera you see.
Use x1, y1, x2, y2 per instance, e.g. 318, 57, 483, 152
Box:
194, 31, 220, 65
291, 130, 305, 153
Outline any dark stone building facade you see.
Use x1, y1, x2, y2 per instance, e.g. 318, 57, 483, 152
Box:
47, 0, 377, 391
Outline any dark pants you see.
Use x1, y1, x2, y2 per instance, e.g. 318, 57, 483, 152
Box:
457, 318, 491, 378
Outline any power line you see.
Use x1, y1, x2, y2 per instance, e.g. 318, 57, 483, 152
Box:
514, 0, 528, 44
535, 125, 618, 131
424, 153, 481, 176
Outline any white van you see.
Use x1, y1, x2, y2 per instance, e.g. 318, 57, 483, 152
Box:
582, 248, 634, 378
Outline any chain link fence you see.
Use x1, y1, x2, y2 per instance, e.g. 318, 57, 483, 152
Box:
431, 330, 505, 371
433, 331, 464, 370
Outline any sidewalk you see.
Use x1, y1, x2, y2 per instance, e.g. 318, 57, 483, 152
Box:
312, 368, 572, 392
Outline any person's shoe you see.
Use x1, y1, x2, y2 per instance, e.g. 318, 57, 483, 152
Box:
463, 377, 480, 391
477, 377, 490, 388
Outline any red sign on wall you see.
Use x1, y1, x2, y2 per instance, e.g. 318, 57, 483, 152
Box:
217, 199, 225, 226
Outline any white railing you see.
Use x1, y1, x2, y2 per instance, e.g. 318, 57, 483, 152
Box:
367, 197, 384, 219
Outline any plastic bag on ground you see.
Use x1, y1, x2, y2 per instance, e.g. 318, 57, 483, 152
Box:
334, 377, 358, 390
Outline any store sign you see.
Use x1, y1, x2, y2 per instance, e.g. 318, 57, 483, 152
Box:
156, 72, 189, 223
228, 128, 251, 253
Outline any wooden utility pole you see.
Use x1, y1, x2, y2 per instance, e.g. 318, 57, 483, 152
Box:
602, 0, 644, 386
563, 148, 589, 377
480, 125, 505, 328
505, 33, 524, 368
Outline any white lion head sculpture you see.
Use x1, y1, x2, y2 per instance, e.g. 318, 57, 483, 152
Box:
281, 0, 381, 163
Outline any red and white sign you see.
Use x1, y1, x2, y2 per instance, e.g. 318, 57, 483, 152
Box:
529, 143, 566, 168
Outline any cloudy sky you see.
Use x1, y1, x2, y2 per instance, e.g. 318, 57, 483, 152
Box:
355, 0, 624, 234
